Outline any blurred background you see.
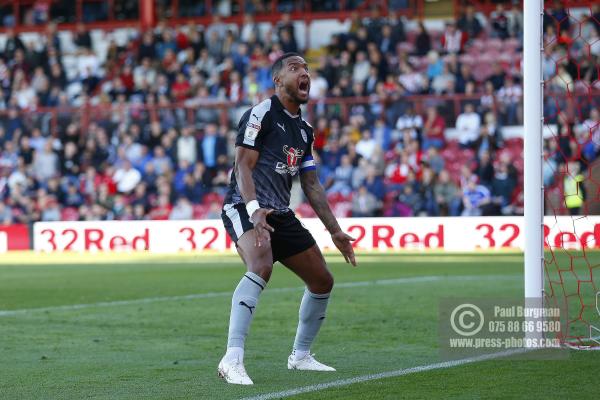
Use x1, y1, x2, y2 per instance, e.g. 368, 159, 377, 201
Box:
0, 0, 597, 228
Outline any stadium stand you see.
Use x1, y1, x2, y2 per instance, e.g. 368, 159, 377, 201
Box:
0, 1, 598, 223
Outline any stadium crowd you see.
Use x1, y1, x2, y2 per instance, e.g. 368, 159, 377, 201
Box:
0, 3, 598, 223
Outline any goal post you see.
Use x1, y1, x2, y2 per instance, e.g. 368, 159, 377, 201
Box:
534, 0, 600, 349
523, 0, 544, 344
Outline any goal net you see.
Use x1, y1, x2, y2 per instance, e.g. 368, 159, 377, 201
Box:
541, 0, 600, 349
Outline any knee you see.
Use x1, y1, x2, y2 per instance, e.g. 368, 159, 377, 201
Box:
310, 271, 334, 294
250, 263, 273, 283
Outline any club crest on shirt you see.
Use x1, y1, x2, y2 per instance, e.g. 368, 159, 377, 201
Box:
275, 145, 305, 176
300, 128, 308, 143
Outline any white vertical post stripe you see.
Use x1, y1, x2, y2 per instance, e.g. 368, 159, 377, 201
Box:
523, 0, 544, 344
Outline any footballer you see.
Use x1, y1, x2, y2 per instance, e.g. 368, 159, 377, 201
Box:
218, 53, 357, 384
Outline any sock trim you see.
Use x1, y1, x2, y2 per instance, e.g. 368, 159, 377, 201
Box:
244, 273, 265, 290
306, 289, 330, 300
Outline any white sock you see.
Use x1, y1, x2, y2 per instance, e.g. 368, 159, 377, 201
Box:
224, 346, 244, 363
292, 289, 330, 354
291, 348, 309, 361
227, 272, 266, 348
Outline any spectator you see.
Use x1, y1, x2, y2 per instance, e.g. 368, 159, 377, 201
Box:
169, 197, 194, 220
171, 72, 191, 102
455, 103, 481, 148
483, 112, 503, 148
377, 24, 394, 55
7, 157, 27, 192
363, 164, 385, 199
0, 202, 12, 224
352, 185, 381, 217
63, 183, 84, 208
327, 154, 354, 196
395, 105, 423, 142
491, 161, 517, 214
74, 22, 93, 50
434, 169, 461, 216
352, 51, 371, 84
0, 141, 18, 171
473, 125, 498, 160
461, 178, 491, 216
149, 194, 172, 220
475, 149, 494, 186
414, 22, 431, 56
113, 160, 141, 194
422, 141, 442, 169
489, 63, 506, 90
177, 125, 198, 164
454, 64, 474, 94
309, 69, 329, 99
507, 3, 523, 39
356, 130, 377, 160
543, 147, 558, 187
457, 4, 483, 39
396, 178, 422, 216
398, 62, 425, 94
563, 161, 585, 215
431, 63, 455, 95
426, 50, 443, 81
385, 151, 411, 186
479, 81, 496, 114
33, 141, 58, 181
422, 106, 446, 149
580, 109, 600, 160
441, 21, 467, 54
199, 123, 227, 171
490, 3, 510, 39
419, 166, 439, 216
41, 196, 61, 221
497, 75, 523, 125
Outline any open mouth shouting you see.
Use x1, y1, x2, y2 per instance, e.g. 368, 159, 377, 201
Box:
298, 78, 310, 98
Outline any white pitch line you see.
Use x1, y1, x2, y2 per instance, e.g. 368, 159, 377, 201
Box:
241, 348, 528, 400
0, 274, 520, 317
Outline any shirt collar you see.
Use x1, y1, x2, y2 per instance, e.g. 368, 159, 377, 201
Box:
271, 95, 300, 118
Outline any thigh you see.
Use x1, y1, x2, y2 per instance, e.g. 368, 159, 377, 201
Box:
236, 229, 274, 282
222, 203, 274, 281
280, 244, 333, 294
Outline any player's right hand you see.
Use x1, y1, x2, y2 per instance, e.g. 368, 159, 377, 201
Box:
252, 208, 275, 247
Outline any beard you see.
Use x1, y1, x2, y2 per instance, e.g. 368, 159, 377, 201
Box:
283, 81, 309, 104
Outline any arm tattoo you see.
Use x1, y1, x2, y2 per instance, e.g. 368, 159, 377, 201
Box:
300, 170, 341, 234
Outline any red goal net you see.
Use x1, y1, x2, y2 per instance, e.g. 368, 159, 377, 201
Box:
542, 0, 600, 349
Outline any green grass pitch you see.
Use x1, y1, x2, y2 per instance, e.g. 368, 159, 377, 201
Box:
0, 252, 598, 399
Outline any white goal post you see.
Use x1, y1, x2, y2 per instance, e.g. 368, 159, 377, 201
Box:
523, 0, 544, 343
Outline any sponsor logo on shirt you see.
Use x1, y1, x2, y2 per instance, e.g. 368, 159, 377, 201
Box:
244, 121, 261, 143
275, 145, 305, 176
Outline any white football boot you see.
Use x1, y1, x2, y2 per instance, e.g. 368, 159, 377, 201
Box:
287, 353, 336, 371
218, 356, 254, 385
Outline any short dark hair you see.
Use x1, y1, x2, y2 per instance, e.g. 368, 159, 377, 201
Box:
271, 52, 303, 78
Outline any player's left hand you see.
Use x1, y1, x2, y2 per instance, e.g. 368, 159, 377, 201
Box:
331, 231, 357, 266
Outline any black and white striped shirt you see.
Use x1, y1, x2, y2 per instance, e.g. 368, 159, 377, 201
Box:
223, 95, 316, 212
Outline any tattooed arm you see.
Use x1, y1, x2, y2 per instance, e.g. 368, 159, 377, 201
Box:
300, 169, 356, 266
